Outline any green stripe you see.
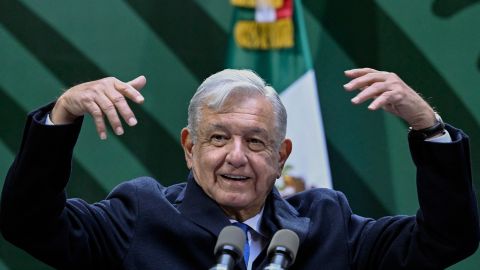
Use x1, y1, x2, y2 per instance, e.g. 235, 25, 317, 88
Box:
304, 8, 398, 213
432, 0, 480, 18
328, 140, 391, 217
303, 0, 379, 66
193, 0, 233, 32
0, 140, 14, 191
478, 54, 480, 71
0, 238, 53, 270
125, 0, 228, 81
383, 114, 417, 213
0, 258, 9, 270
0, 25, 148, 191
0, 1, 102, 86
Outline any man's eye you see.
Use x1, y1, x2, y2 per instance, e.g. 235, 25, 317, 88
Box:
211, 135, 227, 145
248, 138, 265, 150
250, 138, 262, 144
212, 135, 225, 140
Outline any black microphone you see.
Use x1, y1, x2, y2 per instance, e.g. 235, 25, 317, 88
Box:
263, 229, 300, 270
209, 225, 246, 270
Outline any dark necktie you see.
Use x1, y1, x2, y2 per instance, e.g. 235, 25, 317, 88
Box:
233, 222, 250, 267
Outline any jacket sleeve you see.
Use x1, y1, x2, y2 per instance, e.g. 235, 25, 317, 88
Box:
348, 125, 479, 269
0, 104, 138, 269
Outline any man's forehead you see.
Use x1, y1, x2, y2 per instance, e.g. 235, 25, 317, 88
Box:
196, 94, 277, 136
204, 122, 270, 136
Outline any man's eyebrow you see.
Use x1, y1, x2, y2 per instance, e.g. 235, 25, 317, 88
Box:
205, 124, 228, 133
246, 127, 269, 136
205, 124, 269, 136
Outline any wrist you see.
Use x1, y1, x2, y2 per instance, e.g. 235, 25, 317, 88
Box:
408, 112, 446, 140
409, 110, 437, 130
51, 98, 77, 125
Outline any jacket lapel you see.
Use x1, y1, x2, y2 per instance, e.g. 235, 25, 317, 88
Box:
261, 188, 310, 244
177, 174, 231, 237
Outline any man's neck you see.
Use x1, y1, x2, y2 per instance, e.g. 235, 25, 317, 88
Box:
221, 204, 264, 222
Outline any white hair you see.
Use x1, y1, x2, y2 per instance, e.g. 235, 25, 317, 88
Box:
187, 69, 287, 147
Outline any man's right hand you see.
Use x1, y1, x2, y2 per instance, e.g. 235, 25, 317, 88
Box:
51, 76, 147, 140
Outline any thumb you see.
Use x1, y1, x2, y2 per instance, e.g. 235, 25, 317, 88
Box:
127, 75, 147, 90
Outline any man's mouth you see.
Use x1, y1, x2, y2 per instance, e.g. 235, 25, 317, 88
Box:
221, 174, 250, 181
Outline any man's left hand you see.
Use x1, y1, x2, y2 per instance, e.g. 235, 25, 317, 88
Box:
344, 68, 436, 130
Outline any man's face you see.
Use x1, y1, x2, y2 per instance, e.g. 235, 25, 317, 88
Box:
181, 94, 291, 219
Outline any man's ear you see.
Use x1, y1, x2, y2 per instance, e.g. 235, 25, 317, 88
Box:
278, 138, 292, 177
181, 128, 194, 169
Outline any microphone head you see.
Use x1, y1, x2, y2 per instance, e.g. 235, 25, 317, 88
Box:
267, 229, 300, 263
214, 225, 246, 258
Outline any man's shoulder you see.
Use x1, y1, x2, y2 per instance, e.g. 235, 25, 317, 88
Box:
283, 187, 349, 213
125, 177, 186, 191
286, 187, 342, 201
108, 177, 187, 202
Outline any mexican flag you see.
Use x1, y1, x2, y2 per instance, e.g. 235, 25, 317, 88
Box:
226, 0, 332, 194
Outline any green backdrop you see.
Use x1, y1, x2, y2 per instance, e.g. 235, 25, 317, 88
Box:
0, 0, 479, 269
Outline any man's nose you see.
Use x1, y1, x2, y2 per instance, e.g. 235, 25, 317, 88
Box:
225, 139, 248, 168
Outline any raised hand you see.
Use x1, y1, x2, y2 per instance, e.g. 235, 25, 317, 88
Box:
344, 68, 436, 130
51, 76, 147, 140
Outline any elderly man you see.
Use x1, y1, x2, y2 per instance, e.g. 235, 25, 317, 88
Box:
1, 68, 478, 269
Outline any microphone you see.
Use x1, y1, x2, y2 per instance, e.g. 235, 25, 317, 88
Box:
263, 229, 300, 270
209, 225, 246, 270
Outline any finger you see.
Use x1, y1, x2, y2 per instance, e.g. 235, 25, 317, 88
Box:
367, 95, 388, 111
114, 75, 147, 104
104, 88, 138, 126
368, 92, 401, 110
344, 67, 379, 78
344, 72, 388, 92
127, 75, 147, 90
85, 101, 107, 140
351, 82, 387, 104
114, 79, 145, 104
94, 94, 124, 136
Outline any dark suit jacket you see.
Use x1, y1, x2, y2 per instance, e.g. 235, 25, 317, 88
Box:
1, 104, 479, 270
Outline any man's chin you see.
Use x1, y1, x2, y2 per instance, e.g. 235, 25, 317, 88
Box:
219, 198, 249, 209
217, 195, 252, 209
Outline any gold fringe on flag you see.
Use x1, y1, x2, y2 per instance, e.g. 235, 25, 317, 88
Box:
234, 18, 293, 50
231, 0, 283, 9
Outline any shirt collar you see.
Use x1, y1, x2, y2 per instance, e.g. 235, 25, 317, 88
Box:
229, 207, 265, 236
